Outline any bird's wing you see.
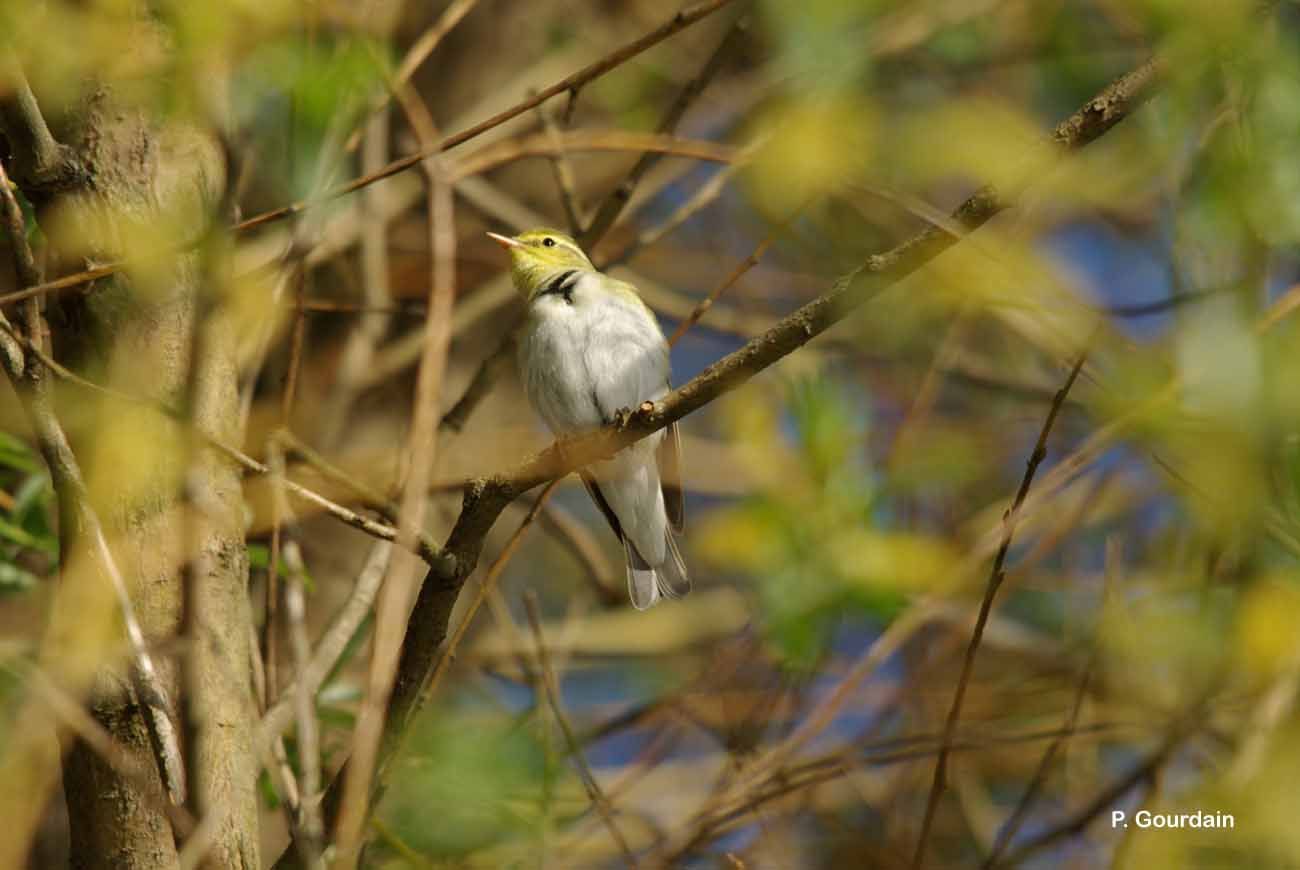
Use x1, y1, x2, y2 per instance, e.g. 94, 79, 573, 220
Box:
583, 469, 667, 609
579, 470, 624, 540
658, 420, 684, 533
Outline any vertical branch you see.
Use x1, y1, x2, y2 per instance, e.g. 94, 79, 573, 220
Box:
319, 108, 396, 447
911, 347, 1091, 869
331, 162, 457, 866
269, 440, 324, 866
523, 593, 638, 868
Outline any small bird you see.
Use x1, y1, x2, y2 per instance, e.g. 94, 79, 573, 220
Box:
488, 228, 689, 609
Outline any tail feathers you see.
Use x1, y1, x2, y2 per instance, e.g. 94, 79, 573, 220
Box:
624, 537, 659, 610
657, 532, 691, 600
624, 532, 691, 610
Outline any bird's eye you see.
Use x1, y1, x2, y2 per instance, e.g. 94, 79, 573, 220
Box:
542, 237, 556, 247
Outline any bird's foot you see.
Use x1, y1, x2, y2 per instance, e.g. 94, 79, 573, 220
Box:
612, 406, 634, 430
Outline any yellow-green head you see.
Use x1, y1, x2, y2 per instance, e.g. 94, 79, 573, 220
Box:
487, 228, 595, 299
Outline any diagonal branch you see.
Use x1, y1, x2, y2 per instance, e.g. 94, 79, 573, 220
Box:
234, 0, 738, 234
523, 592, 638, 868
910, 346, 1089, 868
0, 56, 83, 191
580, 13, 747, 248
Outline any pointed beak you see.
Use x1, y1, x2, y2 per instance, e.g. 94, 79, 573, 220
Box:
486, 231, 521, 250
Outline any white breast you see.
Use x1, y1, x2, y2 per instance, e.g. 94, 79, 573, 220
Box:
517, 273, 669, 438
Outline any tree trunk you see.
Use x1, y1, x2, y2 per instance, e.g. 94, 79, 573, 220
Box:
45, 63, 259, 870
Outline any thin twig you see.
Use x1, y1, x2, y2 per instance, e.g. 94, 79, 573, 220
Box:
911, 346, 1091, 869
537, 500, 621, 606
319, 109, 396, 448
8, 128, 737, 327
234, 0, 738, 234
580, 13, 746, 248
535, 99, 587, 235
332, 162, 458, 867
342, 0, 483, 153
269, 441, 324, 866
0, 313, 446, 567
666, 199, 805, 347
21, 665, 197, 835
258, 540, 393, 749
997, 725, 1191, 867
523, 592, 639, 869
598, 159, 746, 269
437, 336, 517, 434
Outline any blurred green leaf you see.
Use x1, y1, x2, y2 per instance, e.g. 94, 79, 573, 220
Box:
379, 711, 547, 858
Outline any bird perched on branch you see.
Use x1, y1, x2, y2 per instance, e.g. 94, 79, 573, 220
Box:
488, 228, 689, 609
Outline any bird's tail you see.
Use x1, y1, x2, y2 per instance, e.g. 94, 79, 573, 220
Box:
624, 531, 691, 611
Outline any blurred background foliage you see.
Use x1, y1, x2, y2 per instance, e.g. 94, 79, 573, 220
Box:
2, 0, 1300, 867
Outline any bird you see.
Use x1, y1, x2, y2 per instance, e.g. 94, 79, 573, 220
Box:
487, 228, 689, 609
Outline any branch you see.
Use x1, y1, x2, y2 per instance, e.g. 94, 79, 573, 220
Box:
535, 99, 587, 236
665, 199, 805, 347
257, 540, 393, 749
0, 57, 83, 191
268, 442, 324, 866
5, 129, 739, 307
331, 166, 457, 867
523, 592, 638, 868
0, 313, 448, 569
580, 13, 746, 248
996, 724, 1190, 867
234, 0, 738, 233
911, 346, 1090, 869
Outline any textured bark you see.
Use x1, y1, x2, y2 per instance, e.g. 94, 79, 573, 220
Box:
44, 47, 259, 870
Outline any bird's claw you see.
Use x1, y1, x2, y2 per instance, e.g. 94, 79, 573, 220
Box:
613, 406, 634, 429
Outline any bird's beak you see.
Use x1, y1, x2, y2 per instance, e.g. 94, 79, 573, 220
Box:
486, 231, 521, 250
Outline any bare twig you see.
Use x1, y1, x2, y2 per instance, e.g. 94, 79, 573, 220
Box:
416, 481, 558, 731
666, 199, 805, 347
523, 592, 638, 868
268, 441, 324, 866
449, 128, 735, 184
234, 0, 738, 234
997, 725, 1191, 867
535, 99, 587, 235
319, 109, 396, 447
258, 540, 393, 748
22, 666, 196, 835
0, 262, 115, 309
331, 163, 458, 866
983, 662, 1096, 867
343, 0, 484, 153
0, 315, 446, 567
598, 159, 745, 269
537, 500, 621, 606
438, 335, 517, 434
580, 14, 746, 248
911, 346, 1091, 869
